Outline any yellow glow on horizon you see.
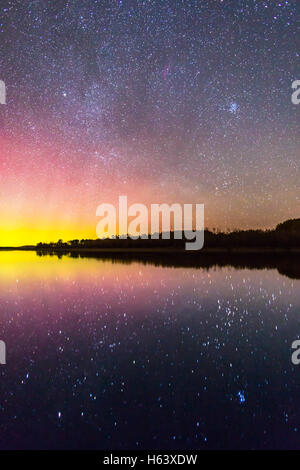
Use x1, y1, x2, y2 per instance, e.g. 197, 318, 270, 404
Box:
0, 226, 98, 247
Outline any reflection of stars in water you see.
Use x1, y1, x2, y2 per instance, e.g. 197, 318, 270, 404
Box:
237, 390, 246, 404
0, 262, 299, 448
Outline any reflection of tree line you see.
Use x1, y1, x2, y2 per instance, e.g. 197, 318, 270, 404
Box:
36, 250, 300, 280
35, 219, 300, 280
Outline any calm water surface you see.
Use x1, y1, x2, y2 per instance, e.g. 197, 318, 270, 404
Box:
0, 251, 299, 449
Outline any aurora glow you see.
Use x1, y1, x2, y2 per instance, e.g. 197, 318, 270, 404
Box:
0, 0, 298, 246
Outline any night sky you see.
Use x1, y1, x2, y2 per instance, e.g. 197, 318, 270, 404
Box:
0, 0, 298, 245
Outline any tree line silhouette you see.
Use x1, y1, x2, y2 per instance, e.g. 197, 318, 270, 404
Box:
36, 218, 300, 254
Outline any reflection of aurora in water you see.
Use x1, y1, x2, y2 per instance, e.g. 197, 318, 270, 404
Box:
35, 249, 300, 281
0, 252, 300, 449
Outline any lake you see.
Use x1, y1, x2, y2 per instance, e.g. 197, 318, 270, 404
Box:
0, 251, 299, 449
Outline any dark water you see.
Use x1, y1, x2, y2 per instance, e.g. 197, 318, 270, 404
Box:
0, 251, 299, 449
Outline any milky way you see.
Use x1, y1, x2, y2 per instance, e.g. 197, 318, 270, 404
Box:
0, 0, 298, 245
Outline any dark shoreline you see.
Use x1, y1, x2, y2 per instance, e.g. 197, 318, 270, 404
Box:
1, 246, 299, 280
1, 246, 300, 253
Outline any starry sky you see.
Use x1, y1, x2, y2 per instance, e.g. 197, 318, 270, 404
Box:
0, 0, 298, 246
